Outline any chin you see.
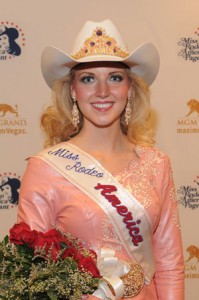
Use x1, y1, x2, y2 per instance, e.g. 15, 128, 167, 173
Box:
91, 119, 119, 128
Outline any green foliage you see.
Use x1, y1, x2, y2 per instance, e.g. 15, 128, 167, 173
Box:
0, 232, 99, 300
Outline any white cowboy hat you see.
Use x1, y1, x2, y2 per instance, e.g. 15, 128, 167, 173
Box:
41, 19, 160, 88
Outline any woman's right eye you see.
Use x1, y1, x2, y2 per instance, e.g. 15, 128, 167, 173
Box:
80, 76, 94, 83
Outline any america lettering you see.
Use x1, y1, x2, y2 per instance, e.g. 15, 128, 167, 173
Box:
94, 183, 143, 246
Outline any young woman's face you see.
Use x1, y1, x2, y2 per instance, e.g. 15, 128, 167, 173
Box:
0, 34, 9, 51
0, 184, 12, 201
70, 62, 131, 128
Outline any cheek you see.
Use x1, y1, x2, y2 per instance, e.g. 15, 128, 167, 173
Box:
73, 85, 93, 101
75, 87, 94, 101
112, 87, 129, 100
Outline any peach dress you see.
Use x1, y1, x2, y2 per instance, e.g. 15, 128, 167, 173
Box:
17, 145, 184, 300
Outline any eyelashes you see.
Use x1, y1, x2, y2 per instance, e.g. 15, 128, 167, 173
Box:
110, 75, 123, 82
80, 76, 94, 83
79, 74, 124, 84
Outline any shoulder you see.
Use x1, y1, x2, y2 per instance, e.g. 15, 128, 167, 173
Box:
26, 142, 69, 175
28, 142, 67, 163
25, 156, 52, 176
134, 146, 174, 186
26, 143, 65, 172
135, 145, 171, 167
35, 142, 66, 156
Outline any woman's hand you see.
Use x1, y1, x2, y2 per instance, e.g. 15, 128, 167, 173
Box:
87, 296, 101, 300
81, 295, 100, 300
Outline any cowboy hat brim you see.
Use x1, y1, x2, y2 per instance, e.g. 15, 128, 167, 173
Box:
41, 42, 160, 88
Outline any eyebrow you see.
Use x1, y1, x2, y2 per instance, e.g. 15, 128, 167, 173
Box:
77, 70, 126, 76
77, 71, 95, 76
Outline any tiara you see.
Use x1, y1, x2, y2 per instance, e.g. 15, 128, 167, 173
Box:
71, 27, 129, 60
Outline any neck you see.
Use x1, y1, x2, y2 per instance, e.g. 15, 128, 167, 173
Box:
71, 122, 129, 153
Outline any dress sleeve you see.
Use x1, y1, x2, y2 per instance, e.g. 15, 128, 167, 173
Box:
17, 157, 57, 232
153, 155, 184, 300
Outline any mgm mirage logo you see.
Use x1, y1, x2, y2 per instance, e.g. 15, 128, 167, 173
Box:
185, 245, 199, 279
0, 103, 28, 135
177, 99, 199, 134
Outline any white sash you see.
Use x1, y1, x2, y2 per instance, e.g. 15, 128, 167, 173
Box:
36, 142, 155, 283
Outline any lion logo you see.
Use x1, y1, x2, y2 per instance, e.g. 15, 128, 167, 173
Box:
0, 104, 18, 117
186, 245, 199, 262
186, 99, 199, 117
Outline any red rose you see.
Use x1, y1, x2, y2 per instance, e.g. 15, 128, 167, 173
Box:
9, 222, 33, 245
33, 230, 60, 248
44, 229, 61, 240
31, 231, 46, 248
45, 229, 73, 246
62, 246, 83, 261
32, 230, 61, 260
21, 230, 39, 248
78, 256, 101, 278
86, 249, 98, 260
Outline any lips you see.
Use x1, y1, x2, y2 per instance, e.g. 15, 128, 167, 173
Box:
91, 101, 113, 111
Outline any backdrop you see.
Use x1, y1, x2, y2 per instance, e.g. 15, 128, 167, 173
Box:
0, 1, 198, 299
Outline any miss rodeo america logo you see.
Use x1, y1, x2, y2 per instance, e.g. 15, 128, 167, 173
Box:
0, 21, 26, 60
177, 176, 199, 209
178, 26, 199, 62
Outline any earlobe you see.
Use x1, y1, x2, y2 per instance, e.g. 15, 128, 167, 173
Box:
71, 94, 76, 100
128, 89, 132, 100
70, 86, 76, 100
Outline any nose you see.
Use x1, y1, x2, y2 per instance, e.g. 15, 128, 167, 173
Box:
96, 80, 110, 98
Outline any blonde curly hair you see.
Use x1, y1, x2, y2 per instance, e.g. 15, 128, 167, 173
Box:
41, 67, 155, 148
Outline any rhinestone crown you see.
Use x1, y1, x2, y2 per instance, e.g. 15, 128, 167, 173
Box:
71, 27, 129, 60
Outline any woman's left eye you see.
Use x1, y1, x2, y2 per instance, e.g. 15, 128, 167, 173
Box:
110, 75, 123, 82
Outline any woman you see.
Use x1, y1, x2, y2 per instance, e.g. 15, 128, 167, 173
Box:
17, 20, 184, 299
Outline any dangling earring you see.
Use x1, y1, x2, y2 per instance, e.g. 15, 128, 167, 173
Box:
72, 97, 80, 128
124, 93, 132, 126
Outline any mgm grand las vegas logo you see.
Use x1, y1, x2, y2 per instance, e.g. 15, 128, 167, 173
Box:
185, 245, 199, 279
177, 99, 199, 134
0, 103, 27, 135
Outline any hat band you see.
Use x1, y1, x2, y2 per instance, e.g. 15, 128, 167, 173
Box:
71, 27, 129, 60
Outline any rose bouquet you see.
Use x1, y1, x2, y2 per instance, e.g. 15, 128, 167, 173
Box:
0, 222, 101, 300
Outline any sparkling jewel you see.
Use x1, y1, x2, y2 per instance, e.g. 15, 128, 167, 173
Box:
72, 27, 129, 60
